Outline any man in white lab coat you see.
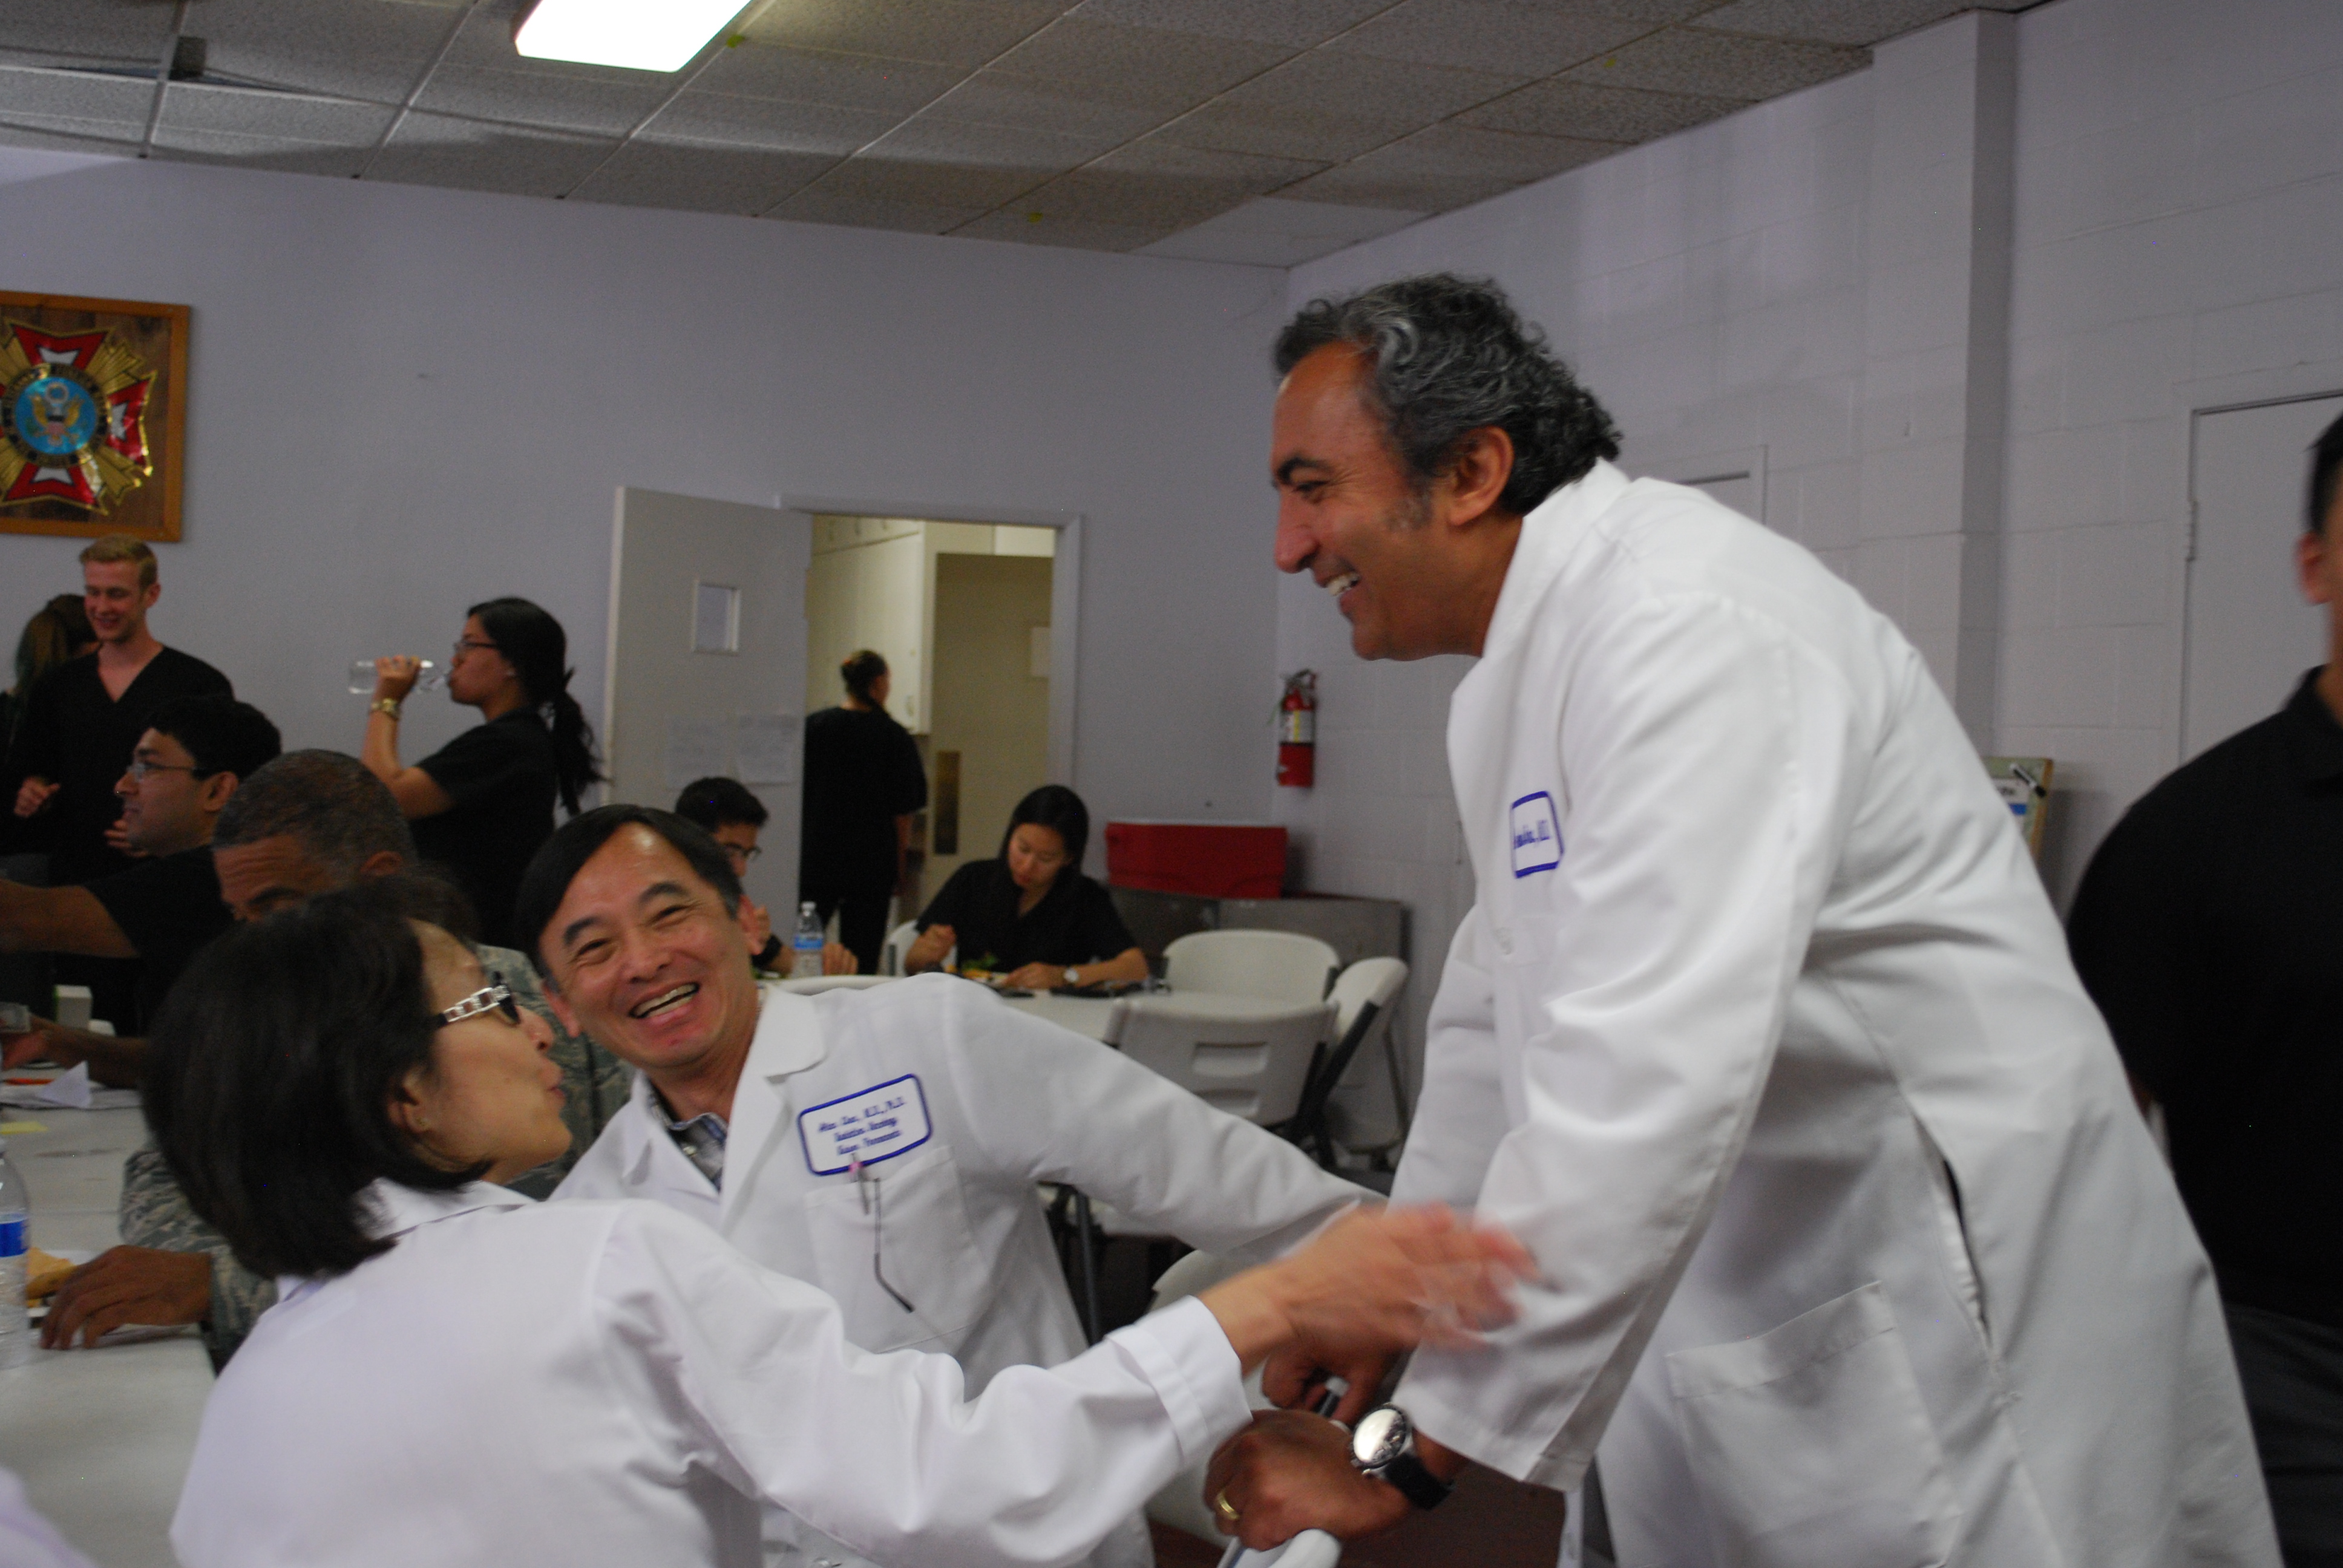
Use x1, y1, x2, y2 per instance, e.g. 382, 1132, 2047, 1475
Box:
516, 806, 1371, 1568
1207, 275, 2276, 1567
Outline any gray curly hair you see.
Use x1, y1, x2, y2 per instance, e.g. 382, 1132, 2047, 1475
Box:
1273, 274, 1620, 517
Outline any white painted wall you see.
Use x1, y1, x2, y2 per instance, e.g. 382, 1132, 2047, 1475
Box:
0, 148, 1287, 834
1267, 0, 2343, 1083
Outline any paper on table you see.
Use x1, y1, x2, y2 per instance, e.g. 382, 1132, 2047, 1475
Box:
0, 1064, 139, 1111
36, 1062, 88, 1108
736, 713, 799, 784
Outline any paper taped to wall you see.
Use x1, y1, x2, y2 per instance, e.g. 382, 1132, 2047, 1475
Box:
736, 713, 799, 785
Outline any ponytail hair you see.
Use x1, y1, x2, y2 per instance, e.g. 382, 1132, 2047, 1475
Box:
468, 596, 603, 814
840, 648, 888, 705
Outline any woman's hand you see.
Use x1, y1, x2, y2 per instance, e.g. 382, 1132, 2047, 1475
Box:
1197, 1204, 1532, 1373
905, 923, 954, 973
372, 656, 423, 704
1004, 960, 1066, 990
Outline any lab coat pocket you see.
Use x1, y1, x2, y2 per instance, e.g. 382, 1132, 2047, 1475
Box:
802, 1148, 992, 1354
1665, 1282, 1961, 1568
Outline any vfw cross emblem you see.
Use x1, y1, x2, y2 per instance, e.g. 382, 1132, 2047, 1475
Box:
0, 321, 156, 512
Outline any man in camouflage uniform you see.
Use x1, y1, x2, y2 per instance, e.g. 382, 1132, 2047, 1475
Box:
41, 751, 629, 1364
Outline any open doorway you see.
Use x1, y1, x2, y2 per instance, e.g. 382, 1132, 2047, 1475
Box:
802, 516, 1059, 929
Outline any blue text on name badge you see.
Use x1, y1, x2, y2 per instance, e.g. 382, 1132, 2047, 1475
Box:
1510, 791, 1563, 878
798, 1074, 934, 1177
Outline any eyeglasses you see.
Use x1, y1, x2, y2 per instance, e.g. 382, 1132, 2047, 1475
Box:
724, 844, 762, 867
122, 759, 208, 782
451, 638, 500, 663
436, 977, 521, 1028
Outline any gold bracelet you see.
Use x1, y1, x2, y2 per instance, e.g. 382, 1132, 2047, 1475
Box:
370, 697, 402, 720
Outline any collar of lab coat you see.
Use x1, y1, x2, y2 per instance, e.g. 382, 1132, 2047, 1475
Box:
1477, 457, 1631, 665
357, 1178, 534, 1242
611, 981, 827, 1192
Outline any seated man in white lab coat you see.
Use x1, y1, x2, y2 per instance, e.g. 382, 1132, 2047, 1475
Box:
517, 806, 1372, 1568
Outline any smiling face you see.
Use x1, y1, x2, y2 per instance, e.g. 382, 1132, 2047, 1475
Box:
116, 727, 232, 855
394, 923, 569, 1186
1270, 344, 1524, 662
539, 824, 762, 1098
82, 559, 157, 647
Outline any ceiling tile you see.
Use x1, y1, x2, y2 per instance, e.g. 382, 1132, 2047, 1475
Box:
989, 18, 1294, 109
160, 82, 399, 146
920, 69, 1171, 142
1530, 0, 1736, 21
1150, 98, 1417, 164
1693, 0, 1974, 48
567, 136, 834, 214
414, 62, 678, 136
366, 113, 619, 197
950, 206, 1175, 250
743, 0, 1061, 71
1013, 138, 1322, 228
149, 126, 377, 178
1326, 1, 1655, 78
1138, 195, 1427, 266
1460, 77, 1741, 142
1559, 26, 1866, 100
646, 91, 895, 156
1208, 48, 1524, 129
0, 114, 145, 157
691, 43, 963, 114
0, 0, 172, 67
1277, 122, 1614, 211
1064, 0, 1393, 49
818, 117, 1093, 208
767, 182, 987, 234
0, 65, 154, 126
183, 0, 457, 104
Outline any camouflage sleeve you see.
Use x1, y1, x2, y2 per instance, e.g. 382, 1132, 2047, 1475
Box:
482, 944, 632, 1198
117, 1142, 277, 1368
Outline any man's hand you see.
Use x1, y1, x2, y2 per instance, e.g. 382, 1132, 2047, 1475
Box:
1205, 1410, 1412, 1550
742, 898, 774, 958
822, 942, 859, 976
103, 814, 141, 855
3, 1014, 58, 1070
905, 923, 955, 973
41, 1246, 211, 1348
13, 776, 58, 818
1265, 1344, 1391, 1425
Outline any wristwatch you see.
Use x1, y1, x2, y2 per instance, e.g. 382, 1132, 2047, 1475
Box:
370, 697, 402, 720
1349, 1406, 1452, 1511
1063, 966, 1080, 987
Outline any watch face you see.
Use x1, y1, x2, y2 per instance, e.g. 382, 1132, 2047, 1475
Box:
1352, 1405, 1406, 1468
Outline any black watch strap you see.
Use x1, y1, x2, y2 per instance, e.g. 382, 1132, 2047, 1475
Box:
1371, 1448, 1453, 1511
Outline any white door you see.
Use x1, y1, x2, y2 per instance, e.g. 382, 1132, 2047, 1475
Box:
2184, 394, 2342, 759
605, 488, 810, 917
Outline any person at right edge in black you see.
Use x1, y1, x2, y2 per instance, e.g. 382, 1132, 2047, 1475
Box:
2068, 409, 2343, 1568
359, 596, 601, 949
798, 649, 925, 975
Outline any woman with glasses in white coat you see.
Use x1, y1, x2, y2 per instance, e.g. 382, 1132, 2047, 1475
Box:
154, 883, 1529, 1568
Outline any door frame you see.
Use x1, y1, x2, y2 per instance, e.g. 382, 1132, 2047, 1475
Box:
782, 494, 1084, 789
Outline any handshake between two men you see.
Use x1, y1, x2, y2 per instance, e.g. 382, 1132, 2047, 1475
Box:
1200, 1203, 1532, 1556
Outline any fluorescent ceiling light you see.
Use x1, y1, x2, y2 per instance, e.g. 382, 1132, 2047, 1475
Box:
513, 0, 746, 73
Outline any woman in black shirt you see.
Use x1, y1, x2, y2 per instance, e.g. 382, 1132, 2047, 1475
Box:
362, 597, 601, 946
906, 784, 1146, 990
799, 650, 926, 975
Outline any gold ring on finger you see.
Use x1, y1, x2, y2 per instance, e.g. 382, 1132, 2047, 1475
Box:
1213, 1489, 1241, 1527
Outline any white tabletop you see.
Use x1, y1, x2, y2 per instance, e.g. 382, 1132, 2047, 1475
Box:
0, 1101, 212, 1568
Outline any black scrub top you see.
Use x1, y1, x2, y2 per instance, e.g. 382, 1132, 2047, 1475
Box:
84, 845, 232, 1030
799, 707, 926, 890
412, 709, 557, 949
916, 860, 1135, 974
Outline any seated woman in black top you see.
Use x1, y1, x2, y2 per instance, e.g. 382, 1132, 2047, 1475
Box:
906, 784, 1147, 990
362, 597, 601, 947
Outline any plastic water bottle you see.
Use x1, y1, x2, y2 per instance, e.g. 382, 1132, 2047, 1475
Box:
791, 903, 824, 979
0, 1140, 31, 1368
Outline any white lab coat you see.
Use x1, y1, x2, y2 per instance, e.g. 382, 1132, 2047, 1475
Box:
171, 1181, 1250, 1568
555, 974, 1369, 1567
1394, 460, 2276, 1567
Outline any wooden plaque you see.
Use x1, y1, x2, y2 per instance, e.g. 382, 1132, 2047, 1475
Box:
0, 291, 188, 541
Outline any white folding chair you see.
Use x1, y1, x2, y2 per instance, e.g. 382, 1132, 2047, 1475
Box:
1162, 929, 1339, 1005
1309, 957, 1411, 1161
879, 921, 923, 976
1103, 994, 1334, 1125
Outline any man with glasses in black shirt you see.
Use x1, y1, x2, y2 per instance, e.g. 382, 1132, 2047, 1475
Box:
0, 696, 278, 1071
2069, 410, 2343, 1567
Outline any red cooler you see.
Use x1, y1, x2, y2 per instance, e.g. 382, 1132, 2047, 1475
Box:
1103, 821, 1288, 900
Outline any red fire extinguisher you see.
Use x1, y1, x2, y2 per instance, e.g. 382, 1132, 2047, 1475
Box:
1277, 670, 1317, 788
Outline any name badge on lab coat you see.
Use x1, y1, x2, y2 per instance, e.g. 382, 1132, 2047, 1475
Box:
798, 1074, 934, 1176
1510, 791, 1563, 877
